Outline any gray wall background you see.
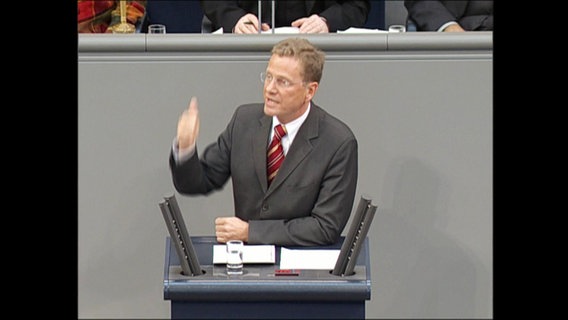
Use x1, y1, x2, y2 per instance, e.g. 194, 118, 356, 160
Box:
78, 33, 492, 318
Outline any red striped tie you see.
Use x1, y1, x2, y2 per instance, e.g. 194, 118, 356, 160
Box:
267, 124, 287, 186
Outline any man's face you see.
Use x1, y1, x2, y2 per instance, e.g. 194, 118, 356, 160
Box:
263, 55, 317, 124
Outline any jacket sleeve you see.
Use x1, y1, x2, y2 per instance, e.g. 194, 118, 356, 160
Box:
318, 0, 371, 32
404, 0, 457, 31
200, 0, 250, 32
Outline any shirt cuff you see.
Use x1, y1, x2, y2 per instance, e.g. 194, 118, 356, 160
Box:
438, 21, 458, 32
172, 137, 196, 164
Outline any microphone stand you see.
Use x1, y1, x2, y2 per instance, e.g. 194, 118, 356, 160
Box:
258, 0, 262, 34
271, 0, 275, 34
258, 1, 276, 34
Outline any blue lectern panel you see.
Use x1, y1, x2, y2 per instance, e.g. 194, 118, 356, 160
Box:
163, 236, 371, 319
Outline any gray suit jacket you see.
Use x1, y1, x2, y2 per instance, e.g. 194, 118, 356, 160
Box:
170, 103, 358, 246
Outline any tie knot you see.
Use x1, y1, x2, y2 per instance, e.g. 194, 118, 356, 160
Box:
274, 124, 287, 139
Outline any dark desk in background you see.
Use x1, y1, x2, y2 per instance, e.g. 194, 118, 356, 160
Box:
163, 236, 371, 319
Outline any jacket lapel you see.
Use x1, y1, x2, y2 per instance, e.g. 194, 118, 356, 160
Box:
267, 106, 320, 193
254, 115, 272, 192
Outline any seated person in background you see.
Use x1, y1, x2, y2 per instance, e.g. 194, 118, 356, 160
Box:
142, 0, 203, 33
170, 38, 358, 246
404, 0, 493, 32
200, 0, 370, 34
78, 0, 146, 33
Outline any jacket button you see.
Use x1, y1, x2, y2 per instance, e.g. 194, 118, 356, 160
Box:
262, 204, 269, 211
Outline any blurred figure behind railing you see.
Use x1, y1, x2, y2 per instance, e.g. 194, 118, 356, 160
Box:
404, 0, 493, 32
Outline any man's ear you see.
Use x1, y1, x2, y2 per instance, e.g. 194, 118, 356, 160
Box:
305, 82, 318, 102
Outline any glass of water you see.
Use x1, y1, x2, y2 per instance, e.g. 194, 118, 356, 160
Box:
226, 240, 244, 275
388, 24, 406, 32
148, 24, 166, 34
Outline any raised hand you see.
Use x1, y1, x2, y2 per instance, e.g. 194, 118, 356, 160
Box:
177, 96, 200, 150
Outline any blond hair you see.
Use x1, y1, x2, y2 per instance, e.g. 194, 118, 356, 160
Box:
271, 38, 325, 83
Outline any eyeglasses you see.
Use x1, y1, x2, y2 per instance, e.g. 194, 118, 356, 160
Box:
260, 72, 305, 89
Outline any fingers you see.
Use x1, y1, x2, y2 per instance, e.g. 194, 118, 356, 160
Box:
215, 217, 230, 243
291, 18, 306, 28
235, 14, 259, 34
188, 96, 200, 140
177, 96, 199, 150
188, 96, 198, 112
215, 217, 248, 243
292, 15, 329, 33
215, 217, 230, 242
443, 24, 465, 32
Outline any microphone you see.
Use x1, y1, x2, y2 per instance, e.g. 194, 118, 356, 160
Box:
271, 0, 275, 34
258, 0, 262, 34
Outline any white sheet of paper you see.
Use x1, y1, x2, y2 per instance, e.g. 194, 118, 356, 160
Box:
279, 247, 340, 270
213, 27, 384, 34
262, 27, 300, 34
213, 245, 275, 264
211, 26, 299, 34
337, 27, 388, 34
